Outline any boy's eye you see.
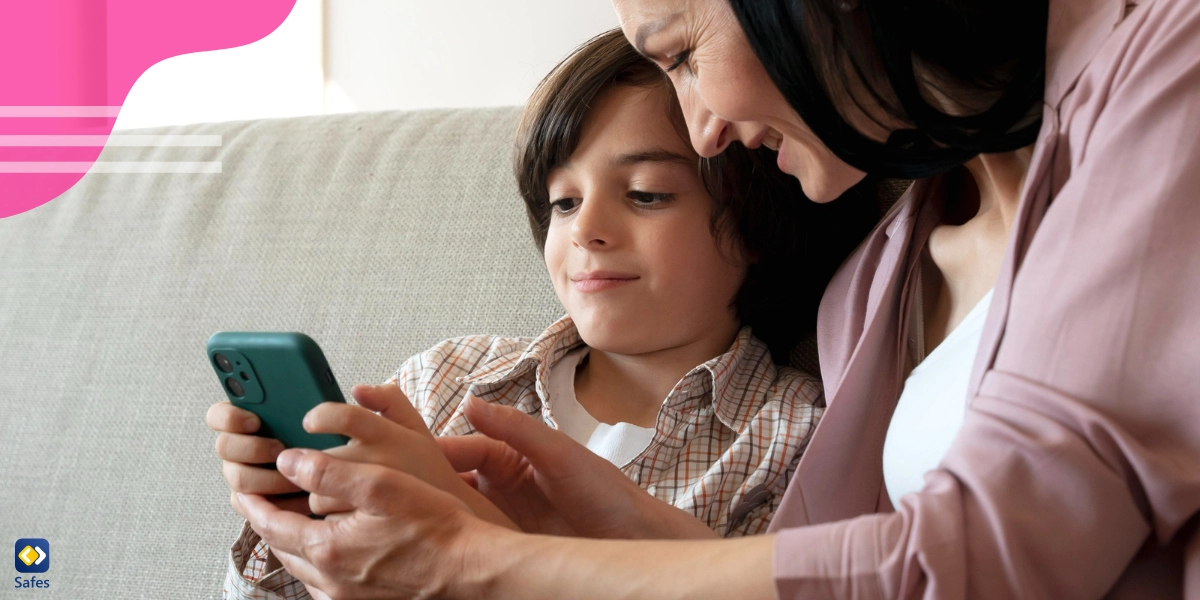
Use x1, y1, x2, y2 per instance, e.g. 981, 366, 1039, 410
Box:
550, 198, 581, 213
627, 191, 675, 206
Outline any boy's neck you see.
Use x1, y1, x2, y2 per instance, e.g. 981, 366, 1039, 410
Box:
572, 322, 741, 428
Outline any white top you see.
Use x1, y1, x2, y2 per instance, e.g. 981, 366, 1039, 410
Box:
883, 289, 994, 506
545, 346, 657, 467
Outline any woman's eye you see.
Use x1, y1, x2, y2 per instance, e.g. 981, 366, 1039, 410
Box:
665, 49, 691, 73
627, 191, 675, 207
550, 198, 580, 213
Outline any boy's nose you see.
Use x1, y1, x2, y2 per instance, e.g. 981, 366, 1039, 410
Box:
570, 197, 613, 249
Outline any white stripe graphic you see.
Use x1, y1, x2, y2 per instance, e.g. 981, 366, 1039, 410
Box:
0, 106, 122, 117
0, 134, 222, 147
0, 161, 222, 173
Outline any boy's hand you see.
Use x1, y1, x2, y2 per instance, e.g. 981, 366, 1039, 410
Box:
205, 401, 310, 516
302, 383, 518, 530
442, 397, 719, 540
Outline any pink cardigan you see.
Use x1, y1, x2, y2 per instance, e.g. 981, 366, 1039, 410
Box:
768, 0, 1200, 597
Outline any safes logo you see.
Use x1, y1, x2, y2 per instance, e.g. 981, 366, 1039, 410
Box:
14, 540, 48, 574
14, 539, 50, 590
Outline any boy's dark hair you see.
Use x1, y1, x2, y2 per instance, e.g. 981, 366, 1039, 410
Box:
514, 29, 878, 363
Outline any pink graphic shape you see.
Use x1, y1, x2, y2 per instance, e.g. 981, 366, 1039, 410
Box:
0, 0, 297, 218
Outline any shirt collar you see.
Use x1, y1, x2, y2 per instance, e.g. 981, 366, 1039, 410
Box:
459, 317, 778, 434
670, 326, 779, 433
1045, 0, 1127, 106
457, 314, 582, 386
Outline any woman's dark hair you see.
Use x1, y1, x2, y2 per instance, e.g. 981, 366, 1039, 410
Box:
514, 29, 878, 362
727, 0, 1048, 179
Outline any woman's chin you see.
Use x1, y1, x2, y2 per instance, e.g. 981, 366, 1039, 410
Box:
778, 142, 868, 202
796, 176, 842, 204
799, 169, 868, 204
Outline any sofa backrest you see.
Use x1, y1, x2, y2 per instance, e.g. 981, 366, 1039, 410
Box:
0, 107, 564, 597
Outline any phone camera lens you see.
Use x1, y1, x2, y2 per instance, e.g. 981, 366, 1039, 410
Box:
214, 353, 234, 373
225, 376, 246, 397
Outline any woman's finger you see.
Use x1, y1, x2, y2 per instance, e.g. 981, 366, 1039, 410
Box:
303, 402, 396, 444
215, 432, 285, 464
206, 400, 260, 434
462, 396, 593, 480
352, 383, 430, 433
436, 433, 527, 480
271, 547, 335, 600
239, 493, 330, 566
309, 492, 354, 516
222, 461, 303, 495
276, 448, 463, 517
231, 491, 311, 518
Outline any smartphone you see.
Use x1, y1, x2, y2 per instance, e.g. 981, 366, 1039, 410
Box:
206, 331, 350, 450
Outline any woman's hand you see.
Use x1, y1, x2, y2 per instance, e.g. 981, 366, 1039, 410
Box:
238, 449, 512, 600
206, 400, 309, 516
301, 383, 518, 530
239, 449, 775, 600
441, 396, 718, 540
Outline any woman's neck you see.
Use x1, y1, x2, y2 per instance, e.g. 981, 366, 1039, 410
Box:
572, 320, 740, 428
921, 147, 1033, 352
964, 148, 1031, 231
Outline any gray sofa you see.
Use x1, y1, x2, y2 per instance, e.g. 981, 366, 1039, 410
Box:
1, 106, 862, 599
0, 108, 568, 599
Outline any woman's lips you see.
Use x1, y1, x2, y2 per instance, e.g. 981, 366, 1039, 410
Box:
570, 271, 639, 293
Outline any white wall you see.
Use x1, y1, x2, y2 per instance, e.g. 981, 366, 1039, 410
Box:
114, 0, 620, 129
323, 0, 620, 112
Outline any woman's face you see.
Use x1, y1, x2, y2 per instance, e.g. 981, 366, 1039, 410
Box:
612, 0, 868, 202
544, 84, 745, 357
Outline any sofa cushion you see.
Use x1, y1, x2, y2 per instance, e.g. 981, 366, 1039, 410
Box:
0, 107, 563, 597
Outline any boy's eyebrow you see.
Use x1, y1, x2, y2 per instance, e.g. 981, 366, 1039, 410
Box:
612, 148, 695, 167
634, 13, 681, 56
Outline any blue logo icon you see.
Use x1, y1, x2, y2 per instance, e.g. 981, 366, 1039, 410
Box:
14, 539, 49, 574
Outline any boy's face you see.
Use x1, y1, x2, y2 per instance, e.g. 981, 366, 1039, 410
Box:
544, 84, 747, 356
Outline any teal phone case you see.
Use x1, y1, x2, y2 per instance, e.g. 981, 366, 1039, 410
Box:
206, 332, 350, 450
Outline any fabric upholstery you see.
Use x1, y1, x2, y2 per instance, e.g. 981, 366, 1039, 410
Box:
0, 106, 904, 598
0, 107, 562, 599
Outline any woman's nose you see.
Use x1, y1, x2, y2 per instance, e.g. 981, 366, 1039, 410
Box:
687, 105, 732, 158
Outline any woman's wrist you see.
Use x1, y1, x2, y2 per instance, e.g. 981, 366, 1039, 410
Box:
449, 477, 521, 531
628, 486, 720, 540
461, 529, 777, 600
442, 518, 532, 599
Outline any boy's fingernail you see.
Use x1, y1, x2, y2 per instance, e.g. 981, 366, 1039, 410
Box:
277, 449, 302, 477
243, 416, 259, 431
270, 442, 285, 460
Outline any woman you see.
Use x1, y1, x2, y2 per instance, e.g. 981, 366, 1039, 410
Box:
236, 0, 1200, 597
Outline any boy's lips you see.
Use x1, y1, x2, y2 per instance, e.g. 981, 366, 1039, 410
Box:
570, 270, 640, 293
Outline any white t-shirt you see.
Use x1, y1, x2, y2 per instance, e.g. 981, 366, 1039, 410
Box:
883, 289, 994, 506
545, 346, 657, 468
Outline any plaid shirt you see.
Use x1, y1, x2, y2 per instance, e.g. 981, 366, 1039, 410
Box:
224, 316, 823, 600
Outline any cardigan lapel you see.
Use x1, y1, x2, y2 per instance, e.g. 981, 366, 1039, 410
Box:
770, 179, 947, 529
